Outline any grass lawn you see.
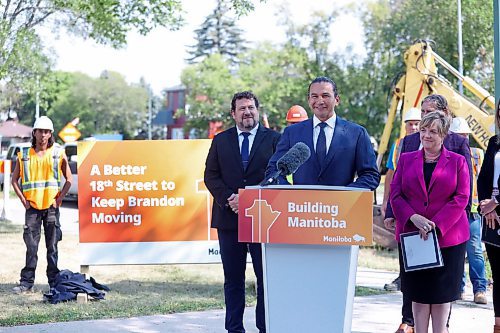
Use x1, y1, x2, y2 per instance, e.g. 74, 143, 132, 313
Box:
0, 220, 397, 327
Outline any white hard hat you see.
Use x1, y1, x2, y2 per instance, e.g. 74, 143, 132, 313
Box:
403, 107, 422, 122
33, 116, 54, 132
450, 117, 471, 134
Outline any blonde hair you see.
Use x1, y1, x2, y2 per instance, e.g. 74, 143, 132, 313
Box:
419, 111, 451, 138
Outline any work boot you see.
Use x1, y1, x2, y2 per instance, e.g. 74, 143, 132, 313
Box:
474, 291, 488, 304
12, 285, 33, 294
395, 323, 414, 333
384, 276, 401, 291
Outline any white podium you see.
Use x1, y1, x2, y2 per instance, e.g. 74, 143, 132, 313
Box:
263, 243, 358, 333
238, 185, 372, 333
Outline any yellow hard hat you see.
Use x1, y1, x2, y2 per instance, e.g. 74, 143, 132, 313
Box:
286, 105, 308, 123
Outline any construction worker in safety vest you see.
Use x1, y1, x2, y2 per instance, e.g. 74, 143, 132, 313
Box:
381, 107, 421, 292
11, 116, 72, 294
285, 105, 309, 183
450, 116, 488, 305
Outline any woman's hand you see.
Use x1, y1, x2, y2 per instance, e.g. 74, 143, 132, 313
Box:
484, 211, 500, 229
384, 218, 395, 231
410, 214, 436, 240
480, 199, 499, 215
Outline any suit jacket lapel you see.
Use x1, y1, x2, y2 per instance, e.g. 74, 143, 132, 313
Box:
228, 127, 243, 170
248, 125, 266, 166
414, 150, 427, 195
428, 147, 451, 193
321, 117, 345, 174
302, 119, 320, 170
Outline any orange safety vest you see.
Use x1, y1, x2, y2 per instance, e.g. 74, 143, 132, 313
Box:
18, 146, 63, 210
470, 147, 484, 213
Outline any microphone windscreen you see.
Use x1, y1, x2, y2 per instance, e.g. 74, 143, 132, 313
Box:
277, 142, 311, 175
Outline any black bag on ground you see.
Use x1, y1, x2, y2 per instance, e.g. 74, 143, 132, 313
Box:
43, 269, 110, 304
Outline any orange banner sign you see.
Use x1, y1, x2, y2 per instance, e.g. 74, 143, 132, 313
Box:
78, 140, 217, 244
238, 187, 373, 246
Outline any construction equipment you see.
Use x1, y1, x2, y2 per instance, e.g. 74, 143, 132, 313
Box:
377, 40, 495, 169
373, 40, 495, 249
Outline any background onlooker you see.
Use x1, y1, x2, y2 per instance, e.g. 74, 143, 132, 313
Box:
450, 116, 488, 305
477, 100, 500, 333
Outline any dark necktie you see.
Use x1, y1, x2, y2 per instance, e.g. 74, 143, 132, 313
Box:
316, 122, 327, 168
241, 132, 250, 171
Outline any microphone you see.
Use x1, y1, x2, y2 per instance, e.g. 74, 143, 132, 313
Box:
261, 142, 311, 186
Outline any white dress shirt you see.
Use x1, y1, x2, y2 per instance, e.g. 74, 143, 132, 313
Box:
313, 115, 336, 152
237, 123, 259, 153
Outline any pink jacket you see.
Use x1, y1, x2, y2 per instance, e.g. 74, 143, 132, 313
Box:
390, 147, 470, 248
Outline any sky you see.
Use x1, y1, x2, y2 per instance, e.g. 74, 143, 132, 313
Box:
42, 0, 365, 95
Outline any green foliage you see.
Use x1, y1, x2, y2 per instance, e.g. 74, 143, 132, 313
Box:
45, 71, 148, 140
181, 54, 243, 135
238, 42, 311, 127
51, 0, 185, 48
360, 0, 494, 98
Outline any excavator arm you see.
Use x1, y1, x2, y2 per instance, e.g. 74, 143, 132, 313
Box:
377, 40, 495, 170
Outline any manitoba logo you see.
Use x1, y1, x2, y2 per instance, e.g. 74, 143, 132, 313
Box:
244, 199, 281, 242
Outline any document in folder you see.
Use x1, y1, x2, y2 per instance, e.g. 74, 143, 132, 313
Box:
400, 230, 443, 272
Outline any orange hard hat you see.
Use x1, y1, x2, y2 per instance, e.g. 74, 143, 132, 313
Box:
286, 105, 308, 123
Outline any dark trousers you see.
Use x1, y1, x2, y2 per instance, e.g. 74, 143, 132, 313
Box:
218, 229, 266, 333
486, 243, 500, 317
20, 206, 61, 288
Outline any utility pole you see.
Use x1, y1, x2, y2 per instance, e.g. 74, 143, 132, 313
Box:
495, 0, 500, 135
457, 0, 464, 94
35, 75, 40, 119
148, 86, 152, 140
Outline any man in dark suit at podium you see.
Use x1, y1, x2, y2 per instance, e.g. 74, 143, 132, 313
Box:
204, 91, 280, 333
265, 76, 380, 190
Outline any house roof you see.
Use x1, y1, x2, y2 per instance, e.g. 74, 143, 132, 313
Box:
0, 120, 32, 138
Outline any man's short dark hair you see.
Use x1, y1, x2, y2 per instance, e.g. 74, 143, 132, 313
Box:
231, 91, 259, 112
308, 76, 338, 97
421, 94, 449, 114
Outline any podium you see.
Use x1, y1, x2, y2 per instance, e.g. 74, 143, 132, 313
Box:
238, 185, 373, 333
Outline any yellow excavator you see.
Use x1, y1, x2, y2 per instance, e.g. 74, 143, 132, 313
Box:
373, 40, 496, 248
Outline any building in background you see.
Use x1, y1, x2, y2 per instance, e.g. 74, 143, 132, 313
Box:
153, 85, 186, 139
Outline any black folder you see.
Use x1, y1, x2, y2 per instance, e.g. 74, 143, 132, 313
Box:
481, 215, 500, 247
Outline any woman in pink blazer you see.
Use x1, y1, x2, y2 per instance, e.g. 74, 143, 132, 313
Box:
390, 111, 470, 333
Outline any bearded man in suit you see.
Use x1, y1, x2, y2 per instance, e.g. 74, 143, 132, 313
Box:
204, 91, 280, 333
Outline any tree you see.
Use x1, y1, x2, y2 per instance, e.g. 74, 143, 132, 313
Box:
238, 42, 310, 127
187, 0, 247, 65
46, 71, 148, 140
181, 54, 243, 135
0, 0, 264, 87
